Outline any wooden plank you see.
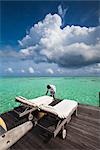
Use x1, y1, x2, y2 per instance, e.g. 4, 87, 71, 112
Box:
0, 104, 100, 150
67, 126, 100, 150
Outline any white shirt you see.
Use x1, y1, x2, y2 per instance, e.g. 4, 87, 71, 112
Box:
49, 84, 56, 93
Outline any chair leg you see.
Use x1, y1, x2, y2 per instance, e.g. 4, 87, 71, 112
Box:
62, 125, 67, 139
75, 108, 78, 116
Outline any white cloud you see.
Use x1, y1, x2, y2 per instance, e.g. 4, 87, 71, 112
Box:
91, 63, 100, 73
29, 67, 34, 73
58, 4, 68, 27
7, 67, 13, 73
18, 13, 100, 69
21, 69, 25, 73
97, 63, 100, 67
46, 68, 54, 74
57, 68, 65, 74
58, 4, 68, 19
18, 40, 23, 47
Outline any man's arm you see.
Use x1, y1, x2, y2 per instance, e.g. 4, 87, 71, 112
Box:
45, 90, 48, 95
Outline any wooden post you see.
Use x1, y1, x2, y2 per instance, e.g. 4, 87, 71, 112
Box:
99, 92, 100, 107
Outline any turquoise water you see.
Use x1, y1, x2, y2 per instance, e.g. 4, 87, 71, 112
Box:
0, 77, 100, 113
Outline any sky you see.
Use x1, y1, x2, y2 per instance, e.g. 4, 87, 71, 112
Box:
0, 0, 100, 76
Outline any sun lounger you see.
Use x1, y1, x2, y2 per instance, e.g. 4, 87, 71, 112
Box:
14, 96, 78, 139
14, 96, 54, 118
36, 99, 78, 139
16, 95, 54, 107
40, 99, 78, 118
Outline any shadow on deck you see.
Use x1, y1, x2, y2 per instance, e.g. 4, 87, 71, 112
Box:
1, 104, 100, 150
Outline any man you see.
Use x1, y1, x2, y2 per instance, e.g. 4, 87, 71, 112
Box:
46, 84, 56, 99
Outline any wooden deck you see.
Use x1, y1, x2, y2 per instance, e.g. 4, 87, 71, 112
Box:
0, 104, 100, 150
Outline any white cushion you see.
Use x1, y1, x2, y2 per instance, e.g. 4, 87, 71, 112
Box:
40, 105, 58, 116
40, 99, 78, 119
16, 96, 54, 107
54, 99, 78, 118
28, 96, 54, 107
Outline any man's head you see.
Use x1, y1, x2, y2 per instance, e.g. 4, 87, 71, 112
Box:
47, 85, 51, 89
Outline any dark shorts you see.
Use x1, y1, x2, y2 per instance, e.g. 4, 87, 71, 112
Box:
50, 91, 55, 95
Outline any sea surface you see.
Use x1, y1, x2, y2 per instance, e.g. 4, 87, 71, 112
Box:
0, 77, 100, 113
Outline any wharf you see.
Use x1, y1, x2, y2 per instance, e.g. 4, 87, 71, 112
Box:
1, 104, 100, 150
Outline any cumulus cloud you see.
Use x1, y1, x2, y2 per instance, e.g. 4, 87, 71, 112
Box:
29, 67, 34, 73
57, 68, 65, 74
18, 13, 100, 69
87, 63, 100, 74
46, 68, 54, 74
97, 63, 100, 67
6, 67, 13, 73
21, 69, 25, 73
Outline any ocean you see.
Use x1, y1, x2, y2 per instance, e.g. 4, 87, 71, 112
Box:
0, 77, 100, 113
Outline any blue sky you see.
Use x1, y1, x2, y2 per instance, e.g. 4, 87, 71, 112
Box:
0, 1, 100, 76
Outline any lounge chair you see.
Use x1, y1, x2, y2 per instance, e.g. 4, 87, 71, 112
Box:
36, 99, 78, 139
15, 96, 78, 139
14, 96, 54, 118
